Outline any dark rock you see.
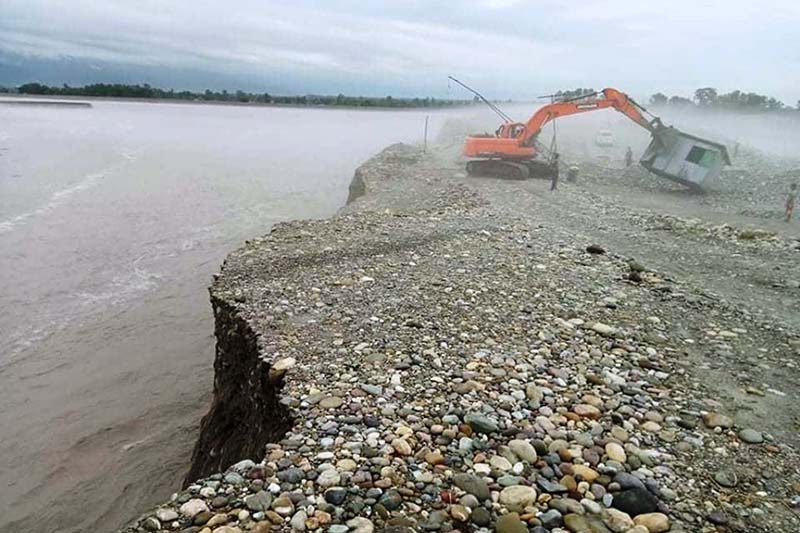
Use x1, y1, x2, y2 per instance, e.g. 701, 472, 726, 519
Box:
708, 510, 729, 525
586, 244, 606, 254
471, 507, 491, 526
537, 478, 569, 493
611, 487, 659, 516
379, 490, 403, 511
325, 487, 348, 505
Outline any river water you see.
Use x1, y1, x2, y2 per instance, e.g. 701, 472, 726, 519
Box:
0, 100, 452, 532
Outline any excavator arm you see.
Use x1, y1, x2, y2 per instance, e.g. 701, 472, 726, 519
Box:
464, 87, 662, 165
513, 88, 657, 146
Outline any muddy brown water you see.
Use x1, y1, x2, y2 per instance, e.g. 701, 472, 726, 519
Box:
0, 100, 457, 533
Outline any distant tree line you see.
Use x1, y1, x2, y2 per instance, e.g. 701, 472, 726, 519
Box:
6, 83, 470, 108
648, 87, 797, 113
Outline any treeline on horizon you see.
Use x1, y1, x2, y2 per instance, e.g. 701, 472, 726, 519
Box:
1, 82, 471, 108
552, 87, 798, 113
3, 82, 796, 113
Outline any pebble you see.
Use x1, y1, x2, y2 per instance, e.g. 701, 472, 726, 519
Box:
604, 508, 634, 532
499, 485, 537, 512
464, 413, 499, 434
633, 512, 670, 532
495, 513, 527, 533
605, 442, 626, 463
702, 412, 733, 429
739, 428, 763, 443
453, 473, 490, 501
179, 499, 209, 518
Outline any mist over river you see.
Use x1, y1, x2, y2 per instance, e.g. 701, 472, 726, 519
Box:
0, 100, 451, 532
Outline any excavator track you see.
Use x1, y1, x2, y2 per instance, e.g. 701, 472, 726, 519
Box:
466, 159, 556, 181
466, 159, 529, 180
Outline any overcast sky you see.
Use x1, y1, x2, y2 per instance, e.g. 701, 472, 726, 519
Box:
1, 0, 798, 102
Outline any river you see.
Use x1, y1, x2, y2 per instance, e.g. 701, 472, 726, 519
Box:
0, 99, 454, 532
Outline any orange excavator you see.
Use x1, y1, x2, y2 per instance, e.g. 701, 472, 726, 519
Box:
453, 78, 666, 180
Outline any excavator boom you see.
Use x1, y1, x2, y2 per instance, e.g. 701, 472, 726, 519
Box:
464, 88, 657, 162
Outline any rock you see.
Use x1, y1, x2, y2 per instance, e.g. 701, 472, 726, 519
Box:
391, 437, 413, 456
207, 514, 230, 528
279, 467, 305, 484
610, 488, 659, 517
537, 478, 569, 493
495, 513, 527, 533
464, 413, 499, 434
223, 472, 244, 485
317, 468, 341, 488
571, 465, 599, 482
347, 518, 374, 533
450, 504, 470, 522
212, 527, 242, 533
538, 509, 563, 528
142, 517, 160, 531
272, 496, 295, 516
453, 473, 491, 501
574, 404, 602, 418
499, 485, 537, 512
714, 469, 738, 488
425, 451, 445, 465
269, 357, 296, 380
319, 396, 344, 409
490, 455, 513, 471
526, 384, 544, 406
290, 510, 308, 531
379, 490, 404, 511
245, 491, 272, 512
180, 499, 209, 518
586, 244, 606, 254
550, 498, 585, 515
605, 442, 626, 463
471, 507, 491, 526
702, 412, 733, 429
508, 439, 538, 463
707, 510, 728, 525
591, 323, 617, 338
603, 509, 634, 533
156, 509, 179, 523
739, 428, 763, 443
564, 513, 592, 532
324, 487, 348, 505
633, 513, 670, 532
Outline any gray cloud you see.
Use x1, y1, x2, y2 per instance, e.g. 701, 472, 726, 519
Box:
1, 0, 798, 102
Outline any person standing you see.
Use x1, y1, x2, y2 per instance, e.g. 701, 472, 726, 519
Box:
786, 183, 797, 222
550, 152, 560, 191
624, 146, 633, 168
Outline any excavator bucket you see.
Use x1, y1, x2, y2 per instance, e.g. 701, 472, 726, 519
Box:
639, 126, 731, 192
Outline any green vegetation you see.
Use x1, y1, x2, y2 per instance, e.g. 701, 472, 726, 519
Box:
649, 88, 795, 112
10, 83, 470, 108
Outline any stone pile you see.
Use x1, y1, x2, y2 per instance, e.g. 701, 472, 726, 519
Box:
122, 144, 799, 533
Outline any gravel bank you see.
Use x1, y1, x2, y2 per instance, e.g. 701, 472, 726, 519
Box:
121, 143, 799, 533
